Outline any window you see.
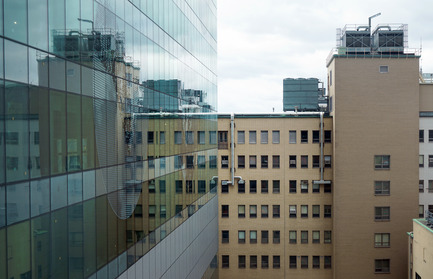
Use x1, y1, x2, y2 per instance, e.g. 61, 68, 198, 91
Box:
273, 230, 280, 244
238, 155, 245, 168
174, 155, 183, 169
301, 180, 308, 193
324, 155, 332, 168
261, 155, 268, 168
148, 205, 156, 218
174, 131, 182, 144
290, 256, 297, 268
5, 132, 18, 144
430, 130, 433, 142
222, 255, 229, 268
301, 156, 308, 168
289, 130, 296, 143
250, 205, 257, 218
134, 205, 143, 217
250, 231, 257, 244
289, 205, 297, 218
301, 130, 308, 143
375, 207, 390, 221
420, 130, 424, 142
375, 181, 390, 195
6, 157, 18, 170
289, 231, 297, 244
186, 156, 194, 168
429, 180, 433, 193
222, 205, 229, 218
261, 230, 269, 243
250, 256, 257, 268
379, 65, 389, 73
198, 180, 206, 193
238, 231, 246, 244
249, 131, 256, 144
313, 256, 320, 269
160, 157, 166, 169
175, 180, 183, 193
261, 256, 269, 269
289, 180, 296, 193
324, 205, 332, 218
375, 233, 390, 247
273, 205, 280, 218
301, 231, 308, 244
238, 180, 245, 193
324, 231, 332, 243
429, 155, 433, 167
147, 131, 154, 144
325, 130, 332, 143
148, 156, 155, 168
313, 231, 320, 244
261, 205, 268, 218
218, 131, 228, 149
312, 205, 320, 218
312, 155, 320, 168
312, 182, 320, 193
250, 180, 257, 193
33, 131, 40, 145
186, 180, 194, 193
272, 155, 280, 168
273, 256, 280, 269
313, 130, 319, 143
209, 131, 217, 144
237, 131, 245, 144
148, 180, 156, 193
221, 156, 229, 168
420, 155, 424, 167
420, 180, 425, 193
419, 205, 424, 218
197, 155, 206, 169
416, 272, 422, 279
160, 180, 166, 193
261, 130, 268, 144
272, 180, 280, 193
301, 205, 308, 218
261, 180, 268, 193
324, 256, 332, 269
209, 156, 217, 168
272, 130, 280, 144
198, 131, 205, 144
289, 155, 296, 168
375, 155, 390, 169
301, 256, 308, 268
238, 255, 246, 268
324, 182, 332, 193
221, 181, 229, 193
238, 205, 245, 218
185, 131, 194, 144
159, 131, 165, 144
249, 155, 257, 168
375, 259, 390, 273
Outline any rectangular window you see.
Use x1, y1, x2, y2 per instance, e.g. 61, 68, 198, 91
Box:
420, 180, 424, 193
324, 256, 332, 269
261, 230, 268, 244
272, 130, 280, 144
238, 155, 245, 168
301, 231, 308, 244
289, 130, 296, 143
313, 205, 320, 218
148, 180, 156, 193
289, 155, 296, 168
148, 156, 155, 168
375, 155, 390, 169
221, 155, 229, 168
197, 155, 206, 169
379, 65, 389, 73
324, 182, 332, 193
324, 155, 332, 168
160, 157, 166, 169
147, 131, 154, 144
261, 205, 268, 218
237, 131, 245, 144
222, 255, 229, 268
209, 131, 217, 144
313, 231, 320, 244
313, 130, 319, 143
375, 259, 390, 273
238, 255, 246, 268
375, 233, 390, 247
209, 156, 217, 168
261, 130, 268, 144
290, 256, 297, 268
273, 205, 280, 218
186, 131, 194, 144
238, 205, 245, 218
198, 131, 205, 144
135, 131, 143, 144
429, 155, 433, 167
420, 155, 424, 167
221, 181, 229, 193
273, 230, 280, 244
238, 231, 246, 244
222, 230, 229, 243
160, 131, 165, 144
249, 155, 257, 168
289, 205, 297, 218
186, 180, 194, 193
273, 256, 280, 269
375, 207, 390, 221
198, 180, 206, 193
160, 180, 166, 193
272, 180, 280, 193
301, 256, 308, 268
312, 182, 320, 193
250, 205, 257, 218
429, 180, 433, 193
420, 130, 424, 142
148, 205, 155, 218
174, 131, 182, 144
419, 205, 424, 218
250, 256, 257, 268
238, 180, 245, 193
222, 205, 229, 218
324, 205, 332, 218
250, 231, 257, 244
301, 205, 308, 218
261, 256, 269, 269
301, 155, 308, 168
313, 256, 320, 269
289, 231, 297, 244
261, 180, 268, 193
175, 180, 183, 193
313, 155, 320, 168
261, 155, 268, 168
249, 131, 257, 144
375, 181, 390, 195
186, 156, 194, 168
272, 155, 280, 168
301, 130, 308, 143
289, 180, 296, 193
324, 231, 332, 243
430, 130, 433, 142
250, 180, 257, 193
325, 130, 332, 143
301, 180, 308, 193
5, 132, 18, 144
218, 131, 228, 149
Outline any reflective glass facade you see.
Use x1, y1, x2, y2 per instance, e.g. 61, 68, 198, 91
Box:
0, 0, 217, 278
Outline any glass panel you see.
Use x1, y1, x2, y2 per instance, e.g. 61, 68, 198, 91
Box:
83, 199, 96, 277
4, 0, 28, 43
29, 0, 49, 50
51, 175, 67, 210
68, 172, 83, 205
49, 0, 65, 56
0, 187, 4, 227
31, 214, 50, 279
67, 93, 82, 172
0, 82, 4, 184
49, 57, 66, 91
96, 195, 108, 268
68, 203, 84, 278
7, 182, 30, 225
51, 208, 68, 278
7, 221, 31, 279
0, 228, 5, 279
83, 170, 96, 200
31, 178, 50, 217
5, 40, 28, 84
50, 90, 66, 175
66, 62, 81, 94
82, 96, 96, 169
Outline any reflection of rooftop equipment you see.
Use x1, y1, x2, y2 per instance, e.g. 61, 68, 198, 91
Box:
426, 211, 433, 228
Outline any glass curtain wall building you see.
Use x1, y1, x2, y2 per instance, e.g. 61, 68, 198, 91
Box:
0, 0, 218, 278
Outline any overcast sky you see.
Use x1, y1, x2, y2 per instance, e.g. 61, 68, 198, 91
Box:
217, 0, 433, 112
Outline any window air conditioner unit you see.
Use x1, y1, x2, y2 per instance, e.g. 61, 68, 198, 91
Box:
238, 180, 245, 184
325, 158, 331, 163
290, 160, 296, 164
221, 181, 228, 186
290, 208, 296, 213
419, 184, 424, 189
429, 158, 433, 163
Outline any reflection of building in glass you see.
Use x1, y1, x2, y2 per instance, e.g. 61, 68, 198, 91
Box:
0, 1, 217, 279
